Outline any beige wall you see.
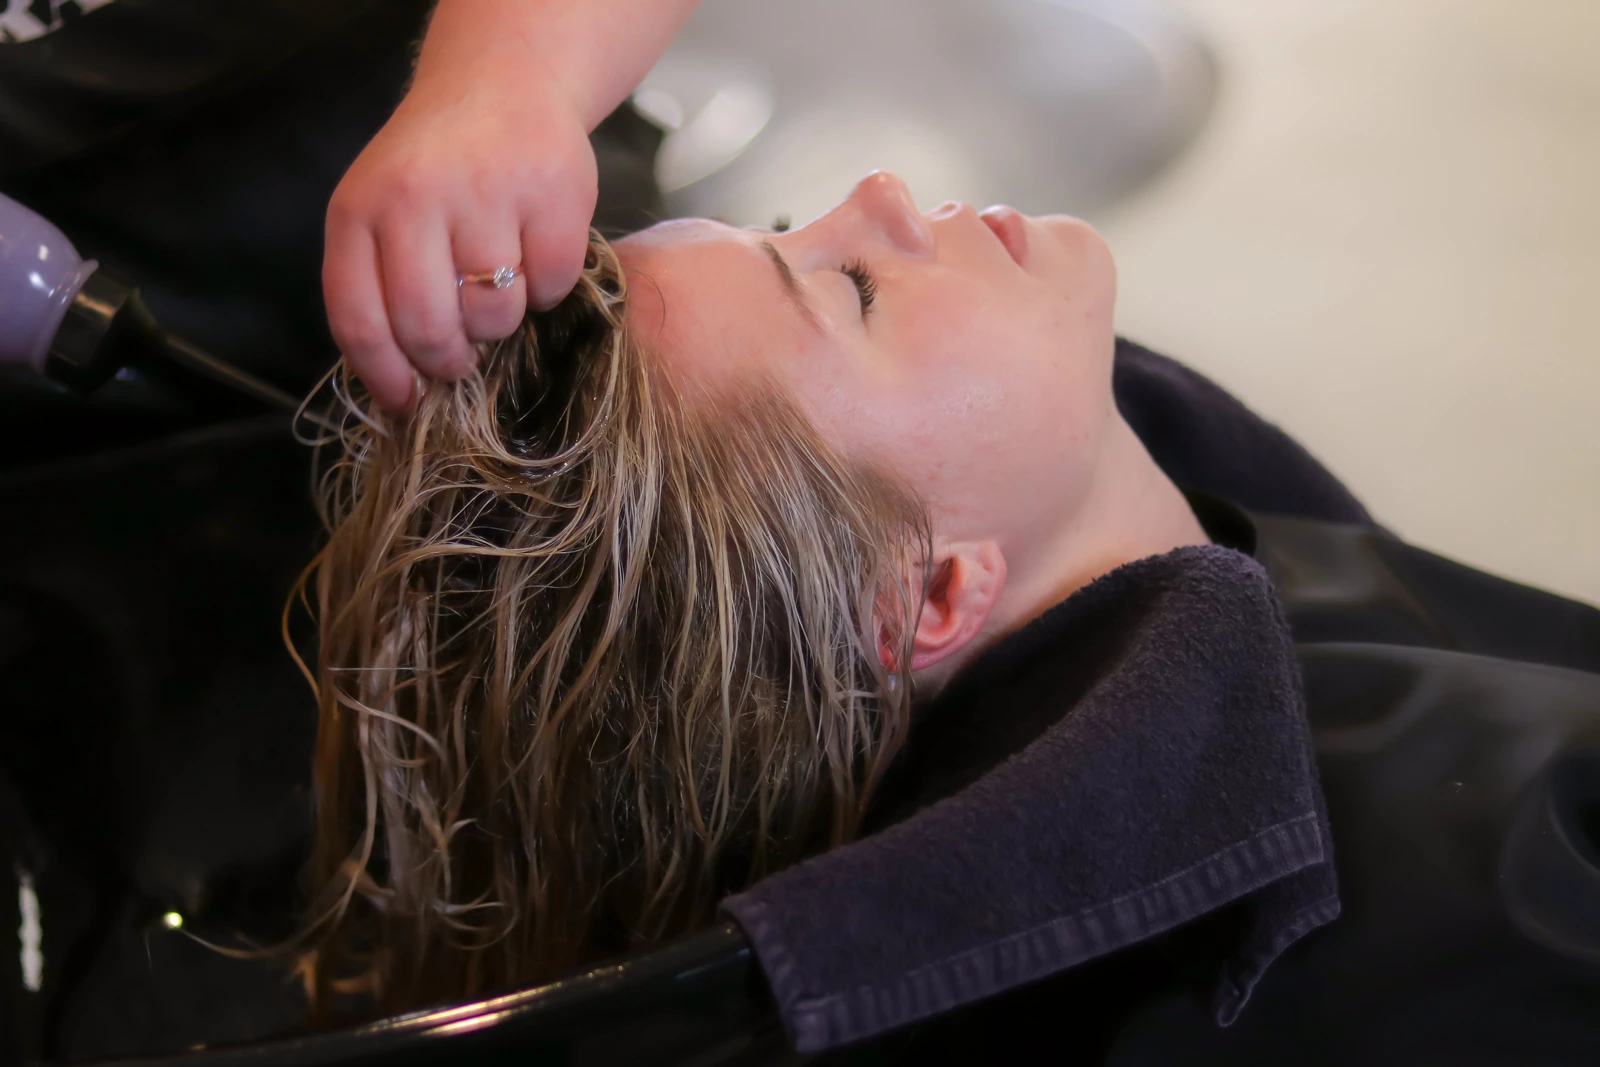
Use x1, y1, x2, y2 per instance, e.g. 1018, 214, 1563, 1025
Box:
1100, 0, 1600, 603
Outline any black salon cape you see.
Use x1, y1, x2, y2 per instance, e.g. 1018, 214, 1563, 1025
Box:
721, 340, 1600, 1065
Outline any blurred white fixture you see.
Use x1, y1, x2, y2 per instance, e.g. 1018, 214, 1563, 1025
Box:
633, 0, 1217, 224
635, 60, 775, 195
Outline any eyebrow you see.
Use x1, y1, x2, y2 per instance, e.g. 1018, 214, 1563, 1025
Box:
760, 239, 821, 331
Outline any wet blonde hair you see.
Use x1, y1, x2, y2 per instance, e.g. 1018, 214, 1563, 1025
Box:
294, 233, 930, 1013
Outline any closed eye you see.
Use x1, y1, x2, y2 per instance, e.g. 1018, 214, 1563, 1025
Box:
841, 259, 877, 317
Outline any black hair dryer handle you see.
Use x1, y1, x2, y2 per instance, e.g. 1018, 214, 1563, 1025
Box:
1, 188, 298, 413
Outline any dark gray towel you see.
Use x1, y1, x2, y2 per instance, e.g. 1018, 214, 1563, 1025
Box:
722, 545, 1339, 1053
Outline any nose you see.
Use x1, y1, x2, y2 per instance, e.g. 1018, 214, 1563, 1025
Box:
844, 171, 934, 257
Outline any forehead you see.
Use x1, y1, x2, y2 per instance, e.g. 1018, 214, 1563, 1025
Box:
616, 219, 812, 386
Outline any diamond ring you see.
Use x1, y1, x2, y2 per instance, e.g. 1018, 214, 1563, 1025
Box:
457, 265, 521, 290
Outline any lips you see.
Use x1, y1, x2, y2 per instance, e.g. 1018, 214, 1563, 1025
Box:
979, 206, 1029, 267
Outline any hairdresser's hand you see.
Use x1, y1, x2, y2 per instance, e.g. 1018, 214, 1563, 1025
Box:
323, 68, 597, 411
324, 0, 700, 410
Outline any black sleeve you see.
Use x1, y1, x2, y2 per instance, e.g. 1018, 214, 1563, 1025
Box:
0, 0, 394, 176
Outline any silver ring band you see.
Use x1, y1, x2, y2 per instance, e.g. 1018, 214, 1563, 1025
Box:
457, 265, 521, 290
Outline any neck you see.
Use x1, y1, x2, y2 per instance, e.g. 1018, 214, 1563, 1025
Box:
991, 414, 1209, 639
909, 414, 1210, 694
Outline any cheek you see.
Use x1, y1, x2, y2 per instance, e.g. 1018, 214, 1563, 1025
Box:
797, 358, 978, 509
796, 266, 1116, 526
896, 287, 1099, 433
902, 310, 1113, 508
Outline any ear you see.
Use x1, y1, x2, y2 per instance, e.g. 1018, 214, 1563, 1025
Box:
907, 541, 1007, 673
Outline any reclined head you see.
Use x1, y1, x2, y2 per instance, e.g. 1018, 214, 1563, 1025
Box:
303, 171, 1132, 1011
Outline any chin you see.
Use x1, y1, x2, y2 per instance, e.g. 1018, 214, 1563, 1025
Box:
1035, 215, 1116, 298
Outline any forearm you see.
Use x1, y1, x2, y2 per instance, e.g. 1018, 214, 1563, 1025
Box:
414, 0, 701, 129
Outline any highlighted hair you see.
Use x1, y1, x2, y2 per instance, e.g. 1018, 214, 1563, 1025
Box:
295, 234, 929, 1012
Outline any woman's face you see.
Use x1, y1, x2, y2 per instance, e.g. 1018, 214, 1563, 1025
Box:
616, 171, 1117, 556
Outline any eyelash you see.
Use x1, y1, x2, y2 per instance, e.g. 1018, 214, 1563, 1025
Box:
841, 259, 878, 315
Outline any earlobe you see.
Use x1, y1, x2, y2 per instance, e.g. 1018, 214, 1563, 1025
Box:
909, 542, 1007, 672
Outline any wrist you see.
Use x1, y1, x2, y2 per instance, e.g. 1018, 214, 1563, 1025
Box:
412, 34, 582, 118
411, 2, 603, 127
411, 0, 699, 132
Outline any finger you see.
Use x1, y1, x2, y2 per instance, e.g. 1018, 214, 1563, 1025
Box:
452, 214, 529, 344
520, 159, 598, 310
376, 212, 476, 381
323, 217, 415, 412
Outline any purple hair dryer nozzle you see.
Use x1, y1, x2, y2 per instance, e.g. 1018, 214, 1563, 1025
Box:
0, 190, 98, 374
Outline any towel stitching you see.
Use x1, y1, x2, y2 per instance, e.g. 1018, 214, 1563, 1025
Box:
784, 810, 1328, 1046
